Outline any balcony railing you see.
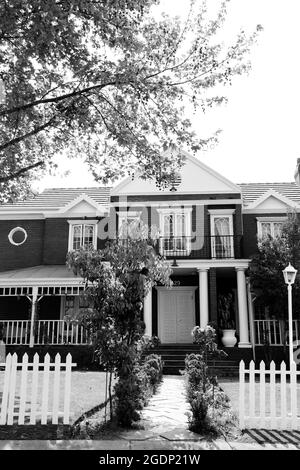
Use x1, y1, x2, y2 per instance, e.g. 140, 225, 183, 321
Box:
254, 319, 300, 346
158, 235, 243, 259
0, 320, 91, 346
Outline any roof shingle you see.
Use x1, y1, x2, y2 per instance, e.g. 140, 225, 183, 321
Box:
0, 187, 111, 211
238, 182, 300, 206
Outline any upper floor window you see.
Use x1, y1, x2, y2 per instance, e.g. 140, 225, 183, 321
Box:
209, 209, 235, 258
158, 207, 192, 254
257, 218, 285, 239
68, 220, 97, 251
118, 211, 141, 238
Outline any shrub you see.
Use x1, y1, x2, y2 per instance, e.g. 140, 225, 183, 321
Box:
184, 325, 236, 435
143, 354, 163, 390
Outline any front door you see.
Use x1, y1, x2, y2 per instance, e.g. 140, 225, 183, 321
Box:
158, 288, 196, 343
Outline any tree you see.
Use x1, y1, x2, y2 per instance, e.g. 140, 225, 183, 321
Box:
67, 224, 171, 425
249, 212, 300, 320
0, 0, 261, 201
248, 212, 300, 358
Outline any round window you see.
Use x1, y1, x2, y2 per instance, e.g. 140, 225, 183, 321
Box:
8, 227, 28, 246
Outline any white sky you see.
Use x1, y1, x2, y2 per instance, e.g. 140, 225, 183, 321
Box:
35, 0, 300, 191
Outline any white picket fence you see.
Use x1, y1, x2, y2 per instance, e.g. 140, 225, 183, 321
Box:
0, 353, 76, 425
239, 360, 300, 430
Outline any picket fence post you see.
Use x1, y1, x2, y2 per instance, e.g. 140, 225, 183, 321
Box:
0, 353, 12, 425
18, 353, 29, 425
290, 361, 297, 429
259, 360, 266, 428
249, 361, 255, 427
239, 360, 245, 429
63, 353, 72, 425
7, 353, 18, 425
41, 353, 50, 425
280, 361, 287, 429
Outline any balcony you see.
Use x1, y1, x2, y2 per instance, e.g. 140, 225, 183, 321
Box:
157, 235, 243, 259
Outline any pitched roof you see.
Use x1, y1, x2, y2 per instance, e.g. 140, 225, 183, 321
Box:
238, 182, 300, 207
0, 187, 111, 211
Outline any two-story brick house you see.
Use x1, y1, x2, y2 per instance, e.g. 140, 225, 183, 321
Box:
0, 151, 299, 363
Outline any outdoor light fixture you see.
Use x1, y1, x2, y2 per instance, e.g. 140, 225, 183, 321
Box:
282, 262, 297, 285
282, 262, 298, 367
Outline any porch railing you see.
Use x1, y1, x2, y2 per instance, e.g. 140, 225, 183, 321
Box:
0, 320, 91, 346
254, 319, 300, 346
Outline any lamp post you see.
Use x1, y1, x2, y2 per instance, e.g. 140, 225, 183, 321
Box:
282, 263, 298, 367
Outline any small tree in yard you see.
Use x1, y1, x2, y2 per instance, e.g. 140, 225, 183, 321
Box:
67, 222, 171, 426
248, 212, 300, 359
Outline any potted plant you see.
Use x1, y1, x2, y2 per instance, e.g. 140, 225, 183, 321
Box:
218, 293, 237, 347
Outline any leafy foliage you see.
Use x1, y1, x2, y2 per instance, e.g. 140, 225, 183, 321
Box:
67, 223, 170, 426
248, 212, 300, 320
184, 325, 236, 435
0, 0, 261, 201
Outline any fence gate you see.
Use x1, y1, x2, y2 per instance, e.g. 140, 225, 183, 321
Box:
0, 353, 76, 425
239, 360, 300, 430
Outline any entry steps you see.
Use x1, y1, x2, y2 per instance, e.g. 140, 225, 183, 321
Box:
148, 344, 253, 376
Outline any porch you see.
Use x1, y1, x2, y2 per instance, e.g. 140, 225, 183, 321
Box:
0, 265, 90, 348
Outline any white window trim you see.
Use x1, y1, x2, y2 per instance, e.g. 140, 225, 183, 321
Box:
157, 207, 192, 254
256, 217, 286, 239
8, 226, 28, 246
209, 210, 235, 259
67, 219, 98, 251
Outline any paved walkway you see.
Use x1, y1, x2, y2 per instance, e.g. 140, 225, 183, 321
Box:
1, 376, 300, 450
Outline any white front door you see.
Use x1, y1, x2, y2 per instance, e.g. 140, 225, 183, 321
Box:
158, 288, 196, 343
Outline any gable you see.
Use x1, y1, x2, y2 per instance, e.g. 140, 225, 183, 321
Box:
255, 195, 291, 210
57, 193, 107, 216
244, 189, 299, 213
112, 150, 240, 196
64, 200, 98, 215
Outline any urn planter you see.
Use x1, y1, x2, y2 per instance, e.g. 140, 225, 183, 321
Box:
221, 329, 237, 347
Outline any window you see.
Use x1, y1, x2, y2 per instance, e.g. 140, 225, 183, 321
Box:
209, 209, 235, 258
257, 218, 285, 239
118, 211, 142, 238
158, 208, 192, 254
68, 220, 97, 250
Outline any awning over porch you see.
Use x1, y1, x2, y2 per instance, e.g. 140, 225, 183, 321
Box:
0, 265, 85, 296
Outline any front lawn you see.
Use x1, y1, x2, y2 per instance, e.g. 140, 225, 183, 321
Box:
0, 370, 113, 438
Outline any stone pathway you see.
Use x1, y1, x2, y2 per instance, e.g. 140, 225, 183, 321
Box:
114, 375, 225, 449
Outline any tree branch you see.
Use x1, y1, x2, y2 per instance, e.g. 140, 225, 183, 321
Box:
0, 161, 44, 183
0, 81, 119, 117
0, 116, 56, 152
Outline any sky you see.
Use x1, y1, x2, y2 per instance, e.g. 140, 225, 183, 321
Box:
35, 0, 300, 191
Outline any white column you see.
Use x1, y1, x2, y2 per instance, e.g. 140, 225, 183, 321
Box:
143, 288, 152, 337
198, 268, 209, 328
29, 286, 38, 348
236, 268, 251, 348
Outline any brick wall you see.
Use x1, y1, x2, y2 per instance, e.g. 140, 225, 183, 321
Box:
42, 218, 69, 264
0, 219, 44, 271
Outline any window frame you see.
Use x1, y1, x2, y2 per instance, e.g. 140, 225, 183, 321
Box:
157, 207, 192, 254
208, 209, 235, 258
256, 217, 286, 239
67, 219, 98, 251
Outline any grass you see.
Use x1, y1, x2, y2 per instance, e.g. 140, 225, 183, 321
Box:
0, 370, 114, 427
